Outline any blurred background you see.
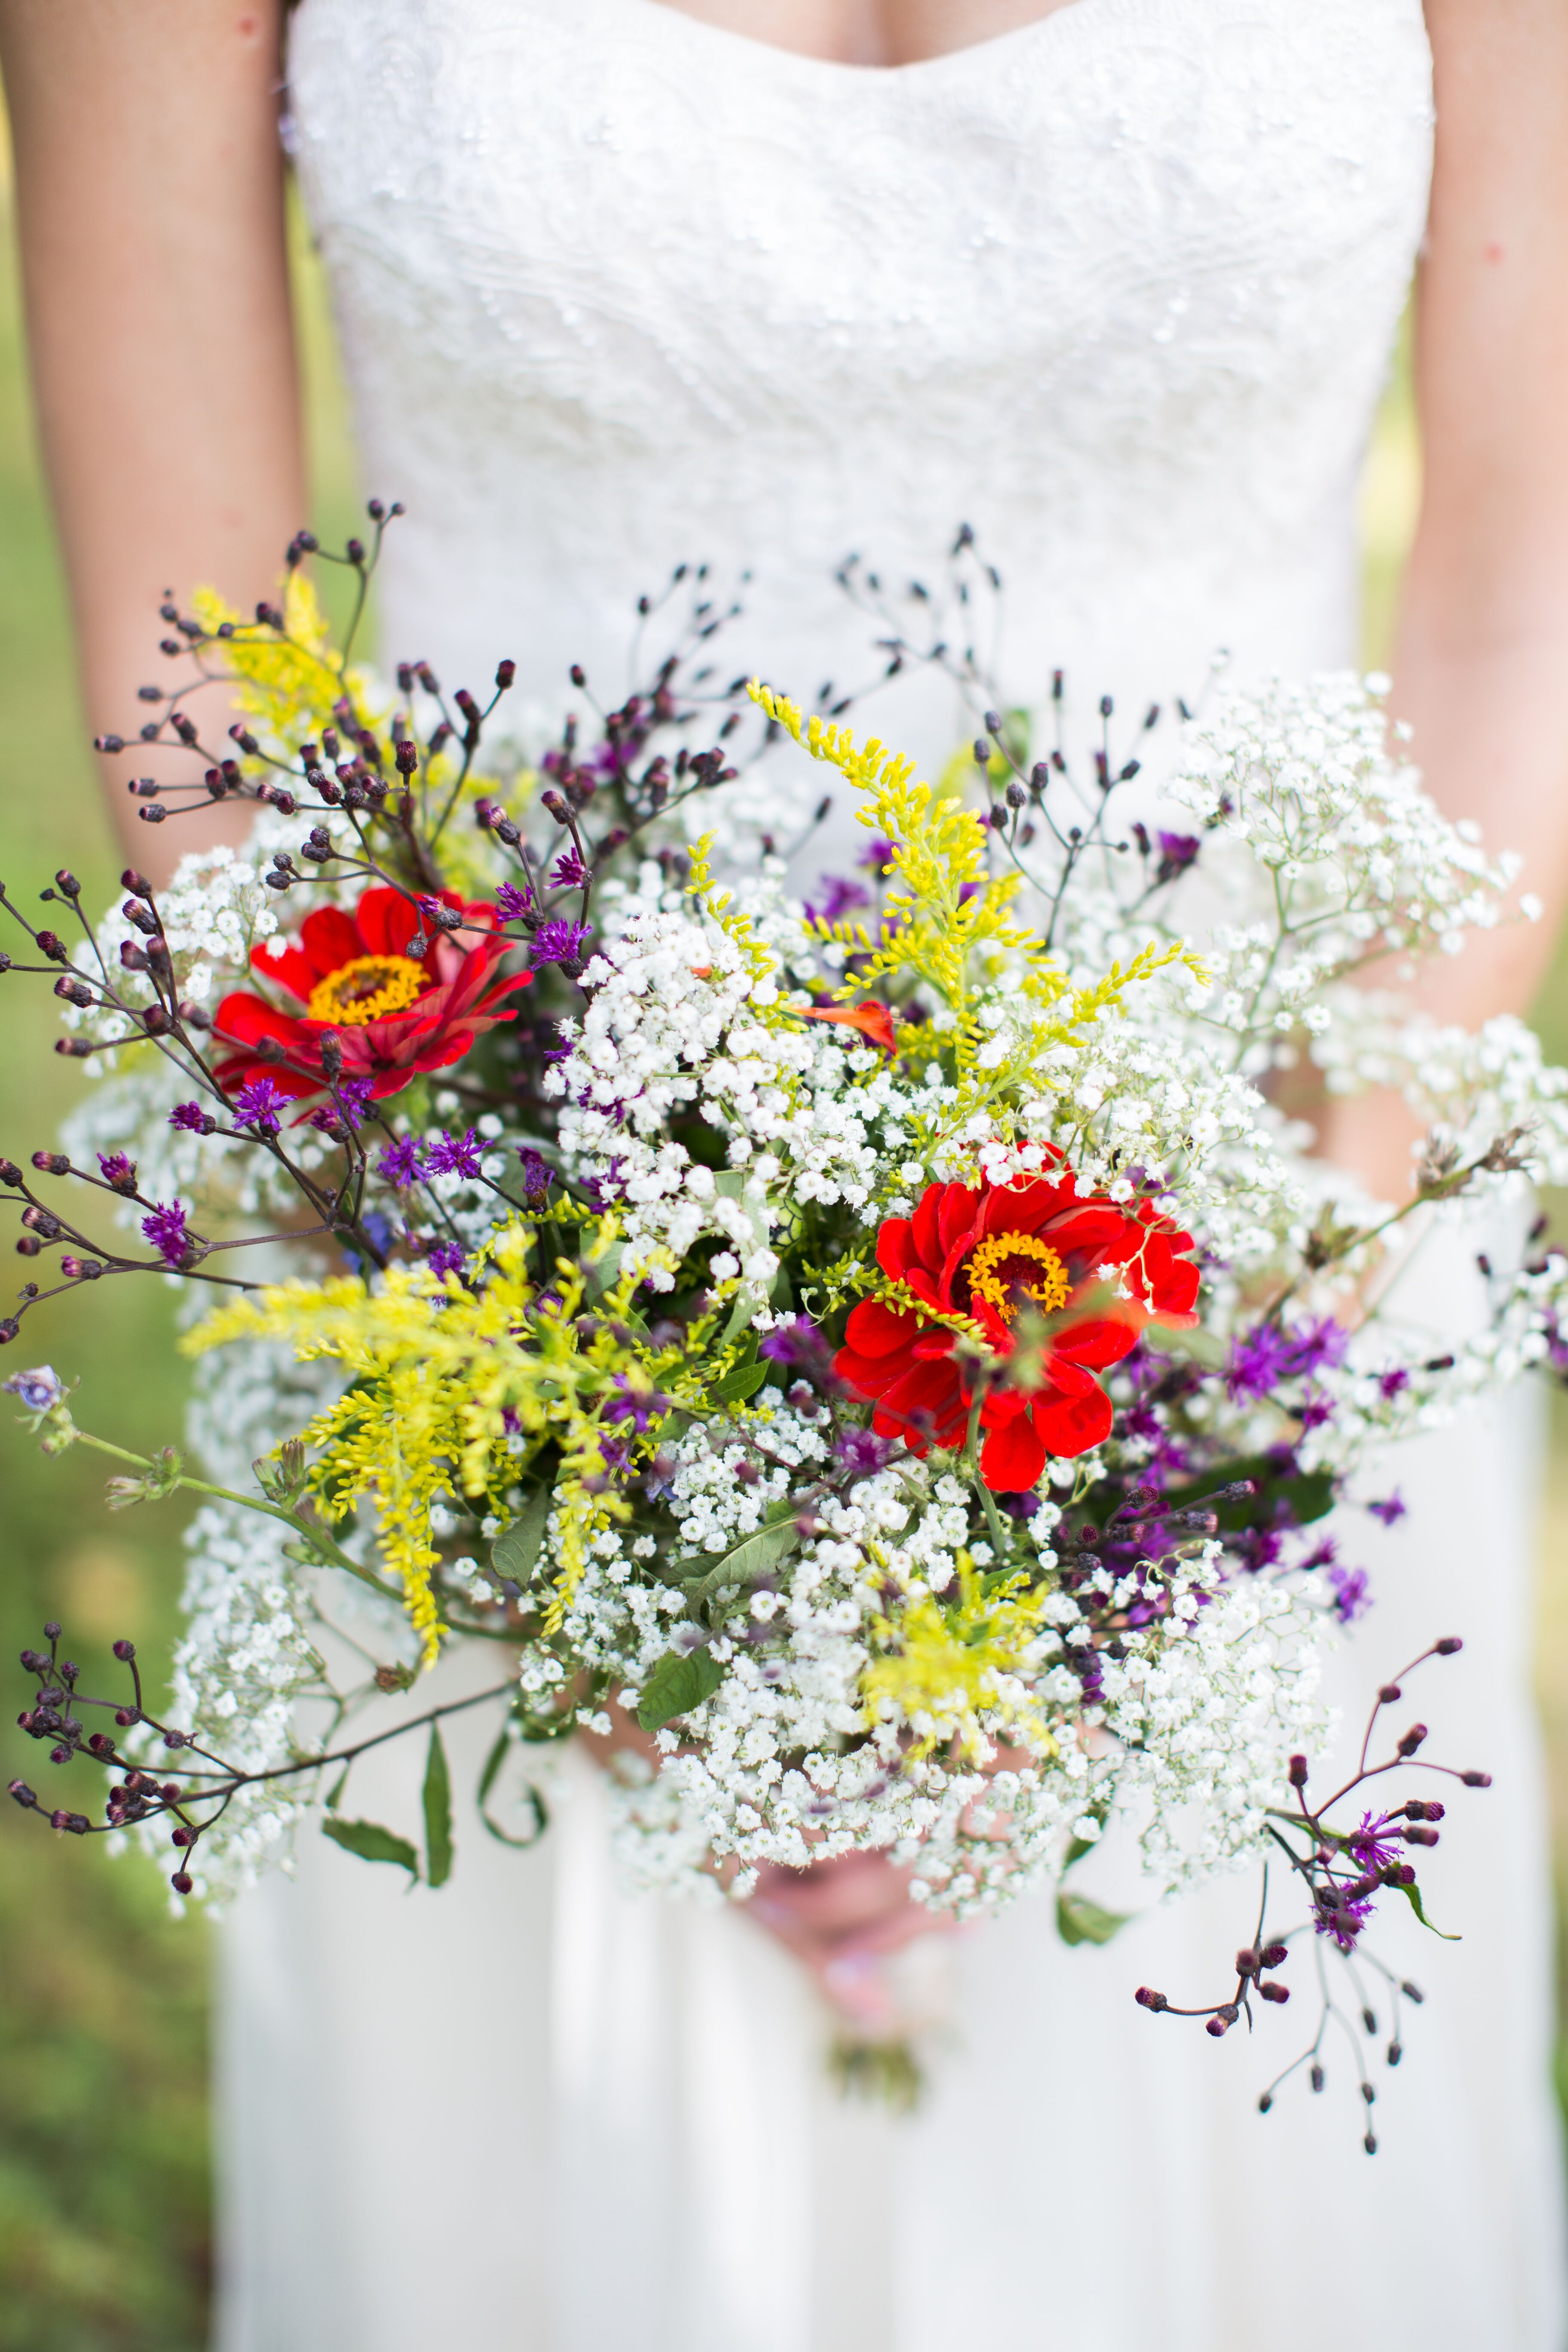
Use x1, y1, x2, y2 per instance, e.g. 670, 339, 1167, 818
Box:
2, 140, 1567, 2352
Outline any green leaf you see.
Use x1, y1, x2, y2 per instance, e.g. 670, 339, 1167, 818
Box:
582, 1238, 626, 1301
709, 1360, 768, 1407
491, 1483, 551, 1589
1389, 1874, 1460, 1940
324, 1766, 348, 1813
322, 1817, 419, 1878
636, 1645, 727, 1733
1056, 1889, 1131, 1947
671, 1511, 802, 1599
1194, 1453, 1337, 1534
422, 1724, 454, 1888
477, 1727, 550, 1847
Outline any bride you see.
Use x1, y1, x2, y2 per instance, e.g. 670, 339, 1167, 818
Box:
3, 0, 1567, 2344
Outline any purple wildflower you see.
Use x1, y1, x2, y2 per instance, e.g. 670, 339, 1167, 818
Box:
835, 1427, 894, 1478
551, 846, 589, 891
1378, 1366, 1410, 1400
425, 1127, 484, 1182
1366, 1492, 1407, 1528
857, 836, 897, 875
531, 918, 592, 968
1346, 1809, 1401, 1876
603, 1374, 670, 1433
757, 1314, 821, 1366
4, 1366, 63, 1413
335, 1078, 374, 1131
518, 1148, 554, 1207
141, 1200, 190, 1269
374, 1137, 426, 1188
1233, 1525, 1285, 1576
96, 1152, 138, 1191
232, 1075, 288, 1137
803, 873, 871, 926
1155, 830, 1201, 884
168, 1101, 211, 1135
1327, 1563, 1373, 1625
1225, 1314, 1349, 1401
495, 880, 535, 923
427, 1240, 466, 1281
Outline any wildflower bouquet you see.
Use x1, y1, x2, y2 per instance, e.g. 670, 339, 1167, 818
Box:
7, 517, 1566, 2136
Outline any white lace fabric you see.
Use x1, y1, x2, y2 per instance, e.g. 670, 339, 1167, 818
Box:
288, 0, 1433, 737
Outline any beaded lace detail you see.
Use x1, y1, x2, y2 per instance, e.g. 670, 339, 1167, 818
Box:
288, 0, 1433, 751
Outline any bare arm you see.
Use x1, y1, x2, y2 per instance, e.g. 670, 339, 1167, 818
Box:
1323, 0, 1568, 1197
0, 0, 305, 880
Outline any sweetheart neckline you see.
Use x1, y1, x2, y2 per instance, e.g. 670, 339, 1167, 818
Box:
595, 0, 1103, 80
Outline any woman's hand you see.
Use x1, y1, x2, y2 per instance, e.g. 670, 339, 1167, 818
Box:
747, 1851, 956, 2031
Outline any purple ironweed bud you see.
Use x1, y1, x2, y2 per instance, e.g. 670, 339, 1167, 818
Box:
162, 1729, 187, 1750
1257, 2093, 1273, 2114
1435, 1636, 1463, 1656
1205, 2016, 1228, 2038
1259, 1982, 1290, 2004
1461, 1770, 1493, 1788
1261, 1942, 1288, 1969
1235, 1948, 1259, 1977
496, 658, 516, 688
1133, 1987, 1167, 2012
53, 869, 80, 899
1378, 1682, 1402, 1703
1288, 1755, 1309, 1788
1402, 1980, 1425, 2003
1396, 1722, 1428, 1757
9, 1780, 37, 1809
0, 1319, 19, 1342
1310, 2063, 1325, 2093
114, 1709, 135, 1727
1403, 1825, 1440, 1847
35, 930, 67, 963
113, 1639, 135, 1661
31, 1152, 70, 1175
395, 738, 418, 775
171, 1871, 194, 1895
1387, 2041, 1403, 2066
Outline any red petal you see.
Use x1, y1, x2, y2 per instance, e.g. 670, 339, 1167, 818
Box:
213, 992, 309, 1053
980, 1415, 1046, 1492
1050, 1315, 1139, 1372
877, 1357, 966, 1440
297, 905, 363, 980
1032, 1384, 1113, 1457
354, 887, 420, 959
910, 1183, 944, 1274
845, 1298, 920, 1358
248, 943, 318, 1004
876, 1218, 916, 1283
799, 1001, 897, 1054
937, 1182, 982, 1258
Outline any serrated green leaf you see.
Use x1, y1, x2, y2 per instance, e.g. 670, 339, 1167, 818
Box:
636, 1645, 727, 1732
422, 1724, 454, 1888
477, 1726, 550, 1847
322, 1817, 419, 1878
1056, 1889, 1131, 1947
709, 1360, 769, 1406
491, 1483, 551, 1589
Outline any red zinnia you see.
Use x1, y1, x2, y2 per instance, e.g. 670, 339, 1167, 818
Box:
834, 1161, 1200, 1492
212, 886, 531, 1105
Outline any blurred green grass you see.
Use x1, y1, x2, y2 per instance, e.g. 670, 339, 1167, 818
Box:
0, 157, 1566, 2349
0, 165, 355, 2350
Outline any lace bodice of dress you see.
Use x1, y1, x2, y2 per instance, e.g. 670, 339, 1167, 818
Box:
288, 0, 1433, 753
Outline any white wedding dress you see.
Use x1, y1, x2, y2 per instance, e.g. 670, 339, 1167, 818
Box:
215, 2, 1566, 2344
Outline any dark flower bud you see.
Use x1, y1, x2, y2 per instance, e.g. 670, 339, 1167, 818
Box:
35, 931, 67, 963
114, 1709, 135, 1727
1387, 2041, 1403, 2065
1259, 1981, 1290, 2003
395, 739, 418, 775
1133, 1986, 1167, 2011
496, 658, 516, 688
142, 1006, 170, 1035
137, 802, 168, 823
1235, 1948, 1259, 1977
53, 869, 81, 899
319, 1033, 344, 1079
1396, 1722, 1428, 1757
170, 1871, 194, 1895
1262, 1945, 1287, 1972
1435, 1635, 1463, 1656
1257, 2092, 1273, 2114
1461, 1770, 1492, 1788
162, 1729, 187, 1750
1401, 1979, 1425, 2003
96, 733, 125, 754
1378, 1682, 1402, 1703
9, 1779, 37, 1809
1310, 2063, 1325, 2093
496, 819, 521, 847
1005, 780, 1026, 809
1403, 1824, 1439, 1846
1288, 1754, 1308, 1787
1205, 2015, 1228, 2037
170, 1825, 193, 1846
31, 1152, 70, 1175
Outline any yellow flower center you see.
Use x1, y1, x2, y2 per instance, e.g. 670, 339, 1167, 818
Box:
305, 952, 430, 1028
965, 1231, 1071, 1322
